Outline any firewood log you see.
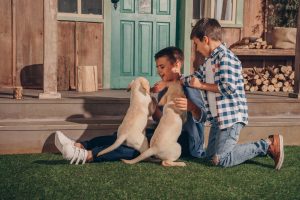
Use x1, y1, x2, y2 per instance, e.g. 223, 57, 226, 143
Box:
261, 85, 268, 92
271, 78, 278, 85
268, 85, 275, 92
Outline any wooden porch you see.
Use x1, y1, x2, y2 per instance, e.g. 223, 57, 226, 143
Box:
0, 88, 300, 154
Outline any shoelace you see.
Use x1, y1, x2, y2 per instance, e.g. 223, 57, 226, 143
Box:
70, 146, 87, 165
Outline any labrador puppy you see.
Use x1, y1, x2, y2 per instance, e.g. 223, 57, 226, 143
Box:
97, 77, 156, 157
122, 81, 187, 167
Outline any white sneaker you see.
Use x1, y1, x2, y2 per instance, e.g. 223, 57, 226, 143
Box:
62, 143, 88, 165
55, 131, 75, 153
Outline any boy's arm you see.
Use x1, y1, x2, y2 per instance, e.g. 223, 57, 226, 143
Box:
186, 56, 239, 97
188, 78, 220, 93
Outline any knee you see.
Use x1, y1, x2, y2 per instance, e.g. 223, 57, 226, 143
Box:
211, 154, 232, 168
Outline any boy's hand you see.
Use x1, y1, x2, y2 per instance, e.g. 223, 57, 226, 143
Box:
174, 97, 202, 120
174, 97, 196, 112
151, 81, 168, 93
188, 77, 204, 89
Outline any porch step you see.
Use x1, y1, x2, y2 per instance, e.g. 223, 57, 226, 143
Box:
1, 116, 299, 154
0, 95, 300, 120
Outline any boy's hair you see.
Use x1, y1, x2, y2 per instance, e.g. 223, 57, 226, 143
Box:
190, 18, 222, 41
154, 46, 184, 64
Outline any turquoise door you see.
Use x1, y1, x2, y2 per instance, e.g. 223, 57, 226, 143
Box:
111, 0, 177, 88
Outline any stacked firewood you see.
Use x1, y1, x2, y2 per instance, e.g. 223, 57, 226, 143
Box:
243, 65, 294, 92
230, 37, 272, 49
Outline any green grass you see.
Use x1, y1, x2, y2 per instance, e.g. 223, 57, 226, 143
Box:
0, 147, 300, 200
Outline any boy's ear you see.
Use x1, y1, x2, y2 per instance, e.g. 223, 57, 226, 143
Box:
140, 79, 150, 95
127, 80, 134, 92
203, 36, 209, 44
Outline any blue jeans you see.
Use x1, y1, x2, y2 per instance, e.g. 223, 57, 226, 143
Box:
81, 128, 190, 163
182, 86, 207, 158
206, 118, 269, 167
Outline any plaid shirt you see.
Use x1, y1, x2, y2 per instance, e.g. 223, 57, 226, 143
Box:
186, 44, 248, 129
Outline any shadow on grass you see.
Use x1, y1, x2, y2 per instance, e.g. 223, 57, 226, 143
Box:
33, 160, 68, 165
244, 160, 274, 169
181, 157, 214, 167
181, 156, 274, 169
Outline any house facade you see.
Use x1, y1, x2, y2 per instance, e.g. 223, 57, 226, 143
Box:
0, 0, 298, 95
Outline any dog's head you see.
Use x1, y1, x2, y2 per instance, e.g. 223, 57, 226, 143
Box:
127, 77, 150, 95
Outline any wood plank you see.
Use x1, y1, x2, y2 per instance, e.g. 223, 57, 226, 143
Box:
231, 49, 296, 56
16, 0, 43, 88
242, 0, 264, 38
57, 22, 76, 91
222, 28, 241, 47
0, 0, 12, 87
76, 22, 103, 89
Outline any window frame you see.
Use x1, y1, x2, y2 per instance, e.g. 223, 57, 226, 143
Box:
57, 0, 104, 23
192, 0, 243, 28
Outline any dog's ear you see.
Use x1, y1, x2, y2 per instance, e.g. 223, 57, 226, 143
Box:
158, 94, 167, 106
127, 80, 134, 92
148, 96, 157, 116
140, 79, 150, 95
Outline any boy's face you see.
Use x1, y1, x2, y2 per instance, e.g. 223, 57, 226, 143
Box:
193, 37, 210, 57
155, 56, 180, 81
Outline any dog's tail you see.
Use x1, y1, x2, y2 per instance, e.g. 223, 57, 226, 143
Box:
121, 148, 156, 164
96, 135, 127, 157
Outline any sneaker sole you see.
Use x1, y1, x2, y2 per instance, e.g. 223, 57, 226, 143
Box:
275, 135, 284, 170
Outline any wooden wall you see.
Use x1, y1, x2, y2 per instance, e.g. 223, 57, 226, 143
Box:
57, 22, 103, 90
0, 0, 13, 87
16, 0, 44, 88
0, 0, 104, 90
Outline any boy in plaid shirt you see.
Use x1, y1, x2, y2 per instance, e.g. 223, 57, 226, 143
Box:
180, 18, 284, 169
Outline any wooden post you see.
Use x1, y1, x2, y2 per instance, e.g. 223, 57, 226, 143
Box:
289, 6, 300, 98
39, 0, 61, 99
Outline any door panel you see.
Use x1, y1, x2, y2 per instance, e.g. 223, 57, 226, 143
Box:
138, 22, 153, 75
120, 21, 135, 76
111, 0, 176, 88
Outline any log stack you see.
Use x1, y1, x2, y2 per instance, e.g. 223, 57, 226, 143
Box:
230, 37, 272, 49
243, 65, 294, 92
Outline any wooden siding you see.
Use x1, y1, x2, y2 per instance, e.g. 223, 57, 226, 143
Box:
57, 22, 76, 90
57, 22, 103, 90
76, 22, 103, 89
0, 1, 104, 90
16, 0, 44, 88
0, 0, 12, 87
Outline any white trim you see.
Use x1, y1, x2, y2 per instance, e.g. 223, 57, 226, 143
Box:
102, 0, 111, 88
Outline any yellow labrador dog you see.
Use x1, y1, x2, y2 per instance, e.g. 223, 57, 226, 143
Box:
122, 81, 187, 167
97, 77, 156, 157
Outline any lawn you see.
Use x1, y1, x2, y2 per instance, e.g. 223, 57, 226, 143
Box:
0, 147, 299, 200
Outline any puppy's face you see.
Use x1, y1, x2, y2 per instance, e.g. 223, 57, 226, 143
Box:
127, 77, 150, 95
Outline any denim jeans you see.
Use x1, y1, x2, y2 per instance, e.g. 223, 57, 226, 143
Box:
206, 118, 269, 167
81, 128, 190, 163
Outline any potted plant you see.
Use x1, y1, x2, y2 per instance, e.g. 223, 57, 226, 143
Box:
268, 0, 299, 49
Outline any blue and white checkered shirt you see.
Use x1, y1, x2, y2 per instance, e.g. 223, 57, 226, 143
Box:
186, 44, 248, 130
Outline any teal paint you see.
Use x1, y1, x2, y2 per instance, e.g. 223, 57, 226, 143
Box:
111, 0, 176, 88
